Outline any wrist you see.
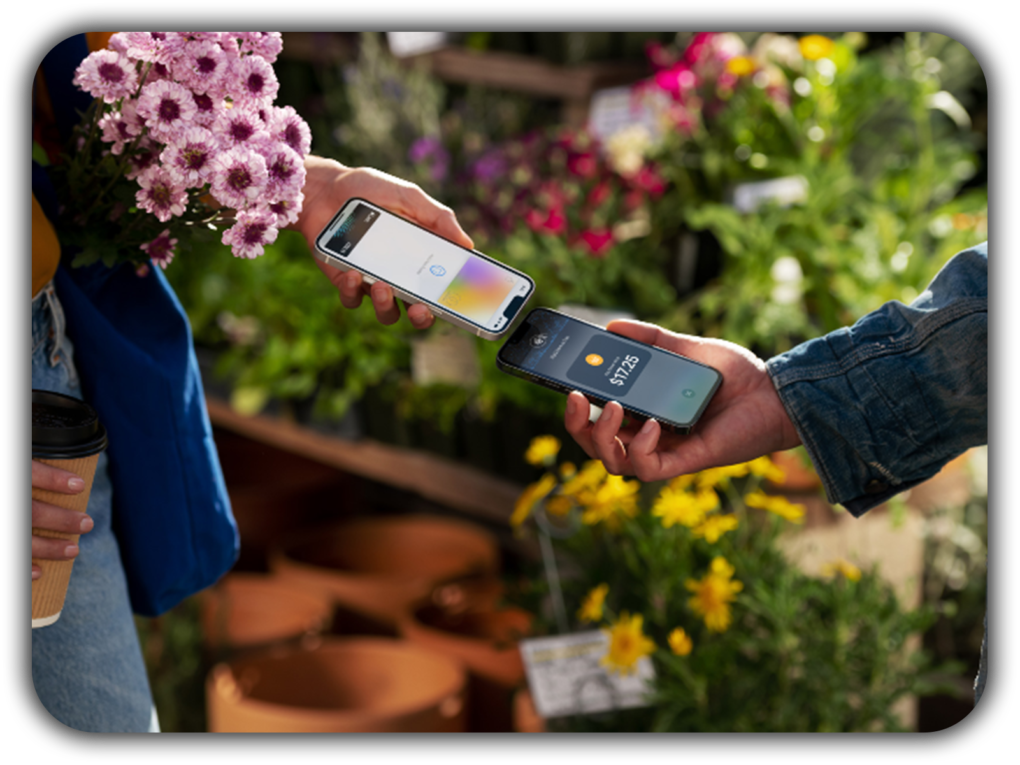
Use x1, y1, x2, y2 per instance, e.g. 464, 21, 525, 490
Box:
292, 155, 350, 241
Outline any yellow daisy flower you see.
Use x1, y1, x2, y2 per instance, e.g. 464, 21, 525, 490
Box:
743, 490, 806, 524
692, 513, 739, 543
685, 556, 744, 633
821, 558, 862, 582
544, 494, 573, 517
510, 472, 557, 528
558, 461, 577, 480
695, 463, 750, 491
601, 612, 656, 675
726, 55, 756, 77
560, 460, 607, 499
577, 583, 609, 623
652, 485, 719, 529
580, 474, 640, 529
745, 455, 787, 484
668, 627, 693, 656
524, 435, 561, 466
799, 34, 835, 62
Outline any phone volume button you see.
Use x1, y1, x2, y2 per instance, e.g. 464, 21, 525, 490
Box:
362, 275, 377, 285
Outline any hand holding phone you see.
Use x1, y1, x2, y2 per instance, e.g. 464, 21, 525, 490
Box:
315, 198, 534, 339
297, 162, 477, 330
562, 320, 802, 483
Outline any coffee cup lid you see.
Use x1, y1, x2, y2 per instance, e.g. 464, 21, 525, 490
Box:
32, 390, 108, 459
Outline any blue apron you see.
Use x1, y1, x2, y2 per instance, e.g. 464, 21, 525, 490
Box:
35, 34, 239, 617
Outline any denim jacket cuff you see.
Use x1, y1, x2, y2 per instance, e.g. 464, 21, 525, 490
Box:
763, 245, 987, 516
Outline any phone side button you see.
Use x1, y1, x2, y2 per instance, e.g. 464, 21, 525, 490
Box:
362, 275, 377, 285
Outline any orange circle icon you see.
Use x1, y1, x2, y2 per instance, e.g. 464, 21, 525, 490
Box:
585, 354, 604, 366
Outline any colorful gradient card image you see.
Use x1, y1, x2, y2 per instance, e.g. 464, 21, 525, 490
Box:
438, 255, 517, 323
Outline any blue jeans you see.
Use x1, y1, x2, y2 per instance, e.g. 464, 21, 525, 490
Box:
32, 282, 158, 732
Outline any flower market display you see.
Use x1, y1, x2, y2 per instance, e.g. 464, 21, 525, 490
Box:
507, 436, 945, 732
53, 32, 311, 270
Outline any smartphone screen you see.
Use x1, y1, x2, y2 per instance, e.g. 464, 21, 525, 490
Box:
316, 199, 534, 335
498, 308, 722, 430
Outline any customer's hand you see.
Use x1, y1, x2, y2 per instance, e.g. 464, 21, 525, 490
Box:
563, 320, 802, 482
294, 156, 474, 329
32, 460, 93, 581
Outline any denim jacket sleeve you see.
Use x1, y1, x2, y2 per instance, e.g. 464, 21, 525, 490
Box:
764, 242, 987, 517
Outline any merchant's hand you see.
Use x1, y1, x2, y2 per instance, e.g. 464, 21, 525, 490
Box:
32, 460, 94, 581
563, 320, 802, 482
294, 156, 474, 329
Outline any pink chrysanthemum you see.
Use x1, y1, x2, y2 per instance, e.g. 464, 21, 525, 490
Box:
260, 143, 307, 200
210, 146, 268, 209
266, 191, 304, 228
140, 229, 179, 269
122, 31, 177, 65
266, 105, 312, 157
190, 90, 224, 128
160, 126, 219, 187
228, 54, 279, 107
213, 106, 268, 148
107, 32, 131, 55
98, 101, 143, 155
124, 138, 160, 180
137, 79, 198, 140
73, 49, 139, 104
237, 32, 283, 63
174, 38, 228, 95
135, 166, 189, 222
222, 207, 279, 259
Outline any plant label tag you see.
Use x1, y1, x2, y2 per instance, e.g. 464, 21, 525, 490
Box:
519, 630, 656, 719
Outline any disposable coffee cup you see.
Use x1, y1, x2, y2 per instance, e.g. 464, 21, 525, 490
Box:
32, 390, 108, 628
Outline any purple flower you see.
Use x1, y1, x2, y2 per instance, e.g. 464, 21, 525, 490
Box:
135, 166, 188, 222
213, 105, 268, 148
137, 79, 198, 140
472, 150, 507, 183
190, 90, 224, 128
73, 50, 138, 104
266, 192, 304, 228
259, 143, 306, 200
237, 32, 284, 63
160, 126, 219, 187
266, 105, 312, 157
408, 136, 449, 182
140, 229, 179, 269
98, 101, 143, 155
222, 207, 279, 259
174, 38, 228, 95
229, 54, 279, 107
210, 146, 268, 209
122, 32, 177, 65
124, 138, 159, 180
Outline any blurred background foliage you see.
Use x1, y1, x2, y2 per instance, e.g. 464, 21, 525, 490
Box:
167, 31, 987, 443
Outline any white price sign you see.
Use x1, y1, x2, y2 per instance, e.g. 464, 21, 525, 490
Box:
519, 631, 655, 719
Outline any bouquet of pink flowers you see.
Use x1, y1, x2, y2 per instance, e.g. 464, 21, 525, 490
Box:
55, 32, 311, 269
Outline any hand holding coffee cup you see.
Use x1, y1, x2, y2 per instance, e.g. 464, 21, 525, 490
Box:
32, 390, 107, 628
31, 460, 95, 580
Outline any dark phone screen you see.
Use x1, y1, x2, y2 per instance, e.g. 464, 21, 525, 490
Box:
499, 310, 721, 427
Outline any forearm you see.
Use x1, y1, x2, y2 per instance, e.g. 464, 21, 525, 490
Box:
766, 244, 988, 516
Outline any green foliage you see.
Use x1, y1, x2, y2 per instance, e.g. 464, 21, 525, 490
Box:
166, 229, 413, 420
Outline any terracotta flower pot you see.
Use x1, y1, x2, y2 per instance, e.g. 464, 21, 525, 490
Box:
269, 514, 500, 629
199, 573, 334, 652
513, 687, 545, 733
769, 449, 823, 493
206, 637, 467, 732
215, 430, 360, 571
399, 602, 532, 732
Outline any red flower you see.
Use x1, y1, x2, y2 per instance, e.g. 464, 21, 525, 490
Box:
632, 165, 666, 197
580, 228, 614, 257
526, 206, 566, 236
654, 64, 698, 102
683, 32, 717, 65
567, 152, 598, 179
587, 179, 613, 208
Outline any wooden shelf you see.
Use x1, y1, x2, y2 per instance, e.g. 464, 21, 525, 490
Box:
205, 397, 521, 526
